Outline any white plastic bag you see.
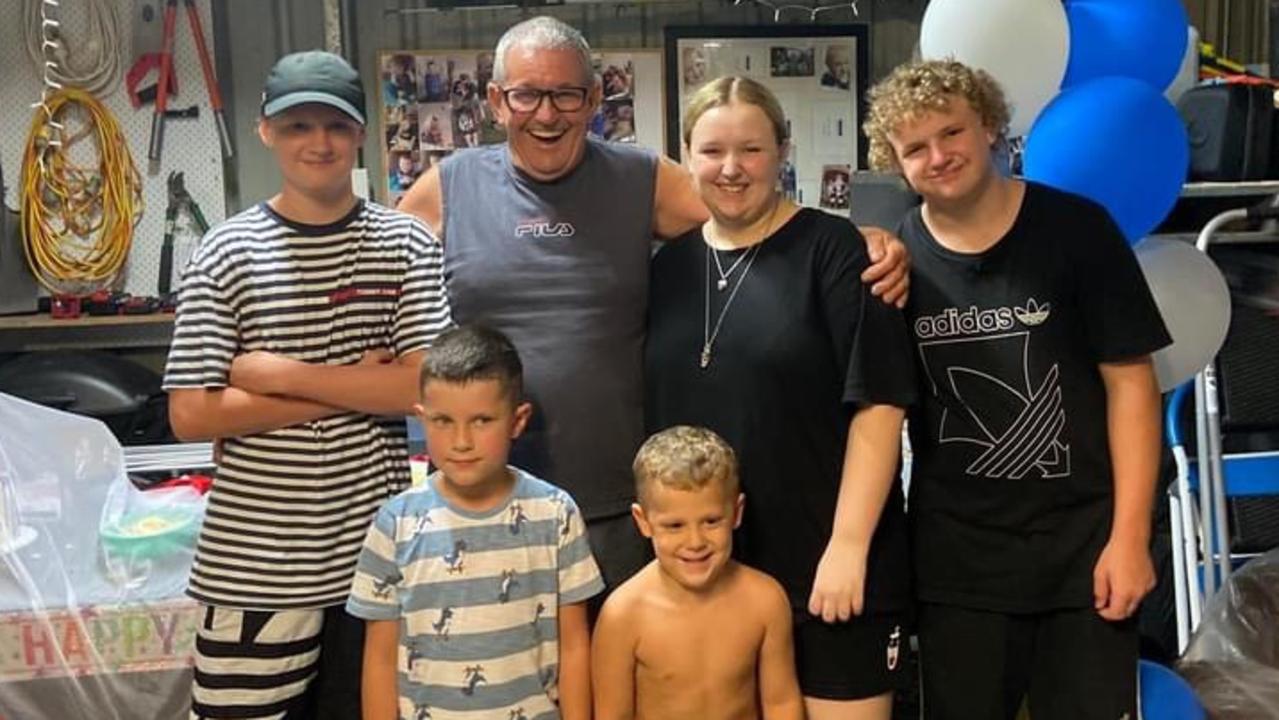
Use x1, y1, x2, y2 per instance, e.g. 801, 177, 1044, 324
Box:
0, 392, 203, 720
1179, 547, 1279, 719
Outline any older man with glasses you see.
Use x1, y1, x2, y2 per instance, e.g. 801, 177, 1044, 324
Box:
399, 16, 910, 602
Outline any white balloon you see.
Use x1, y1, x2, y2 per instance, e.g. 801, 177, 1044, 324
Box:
920, 0, 1069, 137
1165, 26, 1200, 105
1134, 238, 1232, 392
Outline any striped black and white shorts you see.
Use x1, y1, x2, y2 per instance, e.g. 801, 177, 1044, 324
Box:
190, 604, 363, 720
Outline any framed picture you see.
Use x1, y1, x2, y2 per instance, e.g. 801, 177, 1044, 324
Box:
377, 49, 665, 208
664, 24, 869, 210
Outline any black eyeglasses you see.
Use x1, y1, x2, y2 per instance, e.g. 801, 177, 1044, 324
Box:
498, 86, 590, 113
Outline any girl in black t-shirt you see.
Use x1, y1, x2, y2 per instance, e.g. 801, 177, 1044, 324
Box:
645, 75, 917, 719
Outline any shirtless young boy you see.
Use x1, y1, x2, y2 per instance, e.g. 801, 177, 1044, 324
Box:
592, 426, 804, 720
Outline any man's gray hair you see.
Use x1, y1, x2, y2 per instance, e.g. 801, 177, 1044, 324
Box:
492, 16, 594, 85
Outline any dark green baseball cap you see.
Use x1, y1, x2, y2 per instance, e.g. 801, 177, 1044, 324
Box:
261, 51, 366, 125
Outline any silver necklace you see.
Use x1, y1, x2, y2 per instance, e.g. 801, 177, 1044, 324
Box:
704, 199, 781, 291
700, 199, 784, 369
701, 242, 762, 369
711, 247, 751, 291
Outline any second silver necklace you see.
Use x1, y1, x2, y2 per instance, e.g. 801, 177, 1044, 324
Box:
701, 242, 762, 369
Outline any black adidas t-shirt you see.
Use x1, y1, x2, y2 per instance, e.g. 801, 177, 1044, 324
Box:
646, 208, 918, 613
899, 182, 1172, 613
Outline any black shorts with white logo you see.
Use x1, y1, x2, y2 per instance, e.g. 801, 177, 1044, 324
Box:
918, 603, 1138, 720
792, 610, 911, 700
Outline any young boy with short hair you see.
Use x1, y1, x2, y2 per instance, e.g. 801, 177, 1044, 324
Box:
163, 50, 451, 719
864, 59, 1172, 720
592, 425, 804, 720
346, 325, 604, 720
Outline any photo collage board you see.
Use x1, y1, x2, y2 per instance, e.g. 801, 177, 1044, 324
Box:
378, 50, 659, 207
665, 25, 869, 215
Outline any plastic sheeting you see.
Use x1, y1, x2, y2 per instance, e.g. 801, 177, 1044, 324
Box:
0, 393, 204, 720
1179, 547, 1279, 720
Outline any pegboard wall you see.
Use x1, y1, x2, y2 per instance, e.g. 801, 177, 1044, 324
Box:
0, 0, 227, 298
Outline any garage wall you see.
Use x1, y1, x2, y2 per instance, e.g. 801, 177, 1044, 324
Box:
213, 0, 1272, 214
214, 0, 927, 213
1183, 0, 1269, 67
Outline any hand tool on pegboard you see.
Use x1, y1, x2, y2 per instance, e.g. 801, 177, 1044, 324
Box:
127, 2, 174, 108
147, 0, 234, 162
127, 2, 204, 118
127, 55, 203, 118
159, 171, 209, 297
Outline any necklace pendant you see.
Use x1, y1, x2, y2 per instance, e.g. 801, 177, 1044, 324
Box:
699, 345, 712, 369
717, 277, 728, 291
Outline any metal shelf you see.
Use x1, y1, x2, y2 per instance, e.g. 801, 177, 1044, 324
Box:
0, 314, 174, 331
1156, 230, 1279, 245
1181, 181, 1279, 198
0, 314, 174, 352
1161, 183, 1279, 245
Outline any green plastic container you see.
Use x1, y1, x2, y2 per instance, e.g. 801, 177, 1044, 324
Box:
100, 509, 199, 560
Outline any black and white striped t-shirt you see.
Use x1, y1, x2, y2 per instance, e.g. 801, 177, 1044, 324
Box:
163, 200, 451, 610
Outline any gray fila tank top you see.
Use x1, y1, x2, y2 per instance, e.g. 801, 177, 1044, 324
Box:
440, 138, 657, 518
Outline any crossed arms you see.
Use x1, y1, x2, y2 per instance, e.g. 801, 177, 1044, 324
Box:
169, 348, 425, 441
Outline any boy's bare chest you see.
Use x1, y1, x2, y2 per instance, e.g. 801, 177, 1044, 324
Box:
633, 610, 764, 717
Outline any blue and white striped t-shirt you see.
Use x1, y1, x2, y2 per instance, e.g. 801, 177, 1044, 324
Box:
347, 467, 604, 720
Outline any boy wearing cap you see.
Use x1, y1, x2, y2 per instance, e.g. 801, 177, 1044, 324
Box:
163, 50, 451, 719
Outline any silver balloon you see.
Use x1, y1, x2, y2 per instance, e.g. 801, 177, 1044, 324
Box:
1134, 238, 1232, 392
1164, 26, 1200, 105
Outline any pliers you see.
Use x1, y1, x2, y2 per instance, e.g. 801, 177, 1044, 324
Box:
159, 171, 210, 296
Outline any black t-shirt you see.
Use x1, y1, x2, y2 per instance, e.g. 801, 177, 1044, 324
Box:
899, 182, 1172, 613
645, 208, 918, 613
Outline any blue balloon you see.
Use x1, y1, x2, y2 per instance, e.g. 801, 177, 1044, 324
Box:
1139, 660, 1206, 720
1024, 76, 1188, 243
1064, 0, 1189, 91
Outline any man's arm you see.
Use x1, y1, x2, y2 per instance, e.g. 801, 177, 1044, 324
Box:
1094, 356, 1161, 621
558, 601, 593, 720
809, 404, 905, 621
361, 619, 399, 720
230, 349, 427, 417
398, 165, 444, 237
757, 579, 805, 720
652, 155, 709, 239
591, 594, 637, 720
168, 386, 338, 441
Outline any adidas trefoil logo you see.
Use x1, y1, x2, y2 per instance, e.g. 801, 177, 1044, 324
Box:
1015, 298, 1051, 326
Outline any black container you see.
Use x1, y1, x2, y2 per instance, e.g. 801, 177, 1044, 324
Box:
1178, 83, 1277, 182
0, 350, 173, 444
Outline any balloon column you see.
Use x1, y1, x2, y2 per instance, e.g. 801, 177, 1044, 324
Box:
922, 0, 1225, 392
920, 0, 1191, 243
1023, 0, 1191, 244
1023, 76, 1188, 243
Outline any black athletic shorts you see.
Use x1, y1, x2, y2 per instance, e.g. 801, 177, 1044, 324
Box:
918, 603, 1138, 720
792, 610, 911, 700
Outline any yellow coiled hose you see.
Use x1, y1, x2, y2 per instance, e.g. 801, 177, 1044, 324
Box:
20, 87, 142, 291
